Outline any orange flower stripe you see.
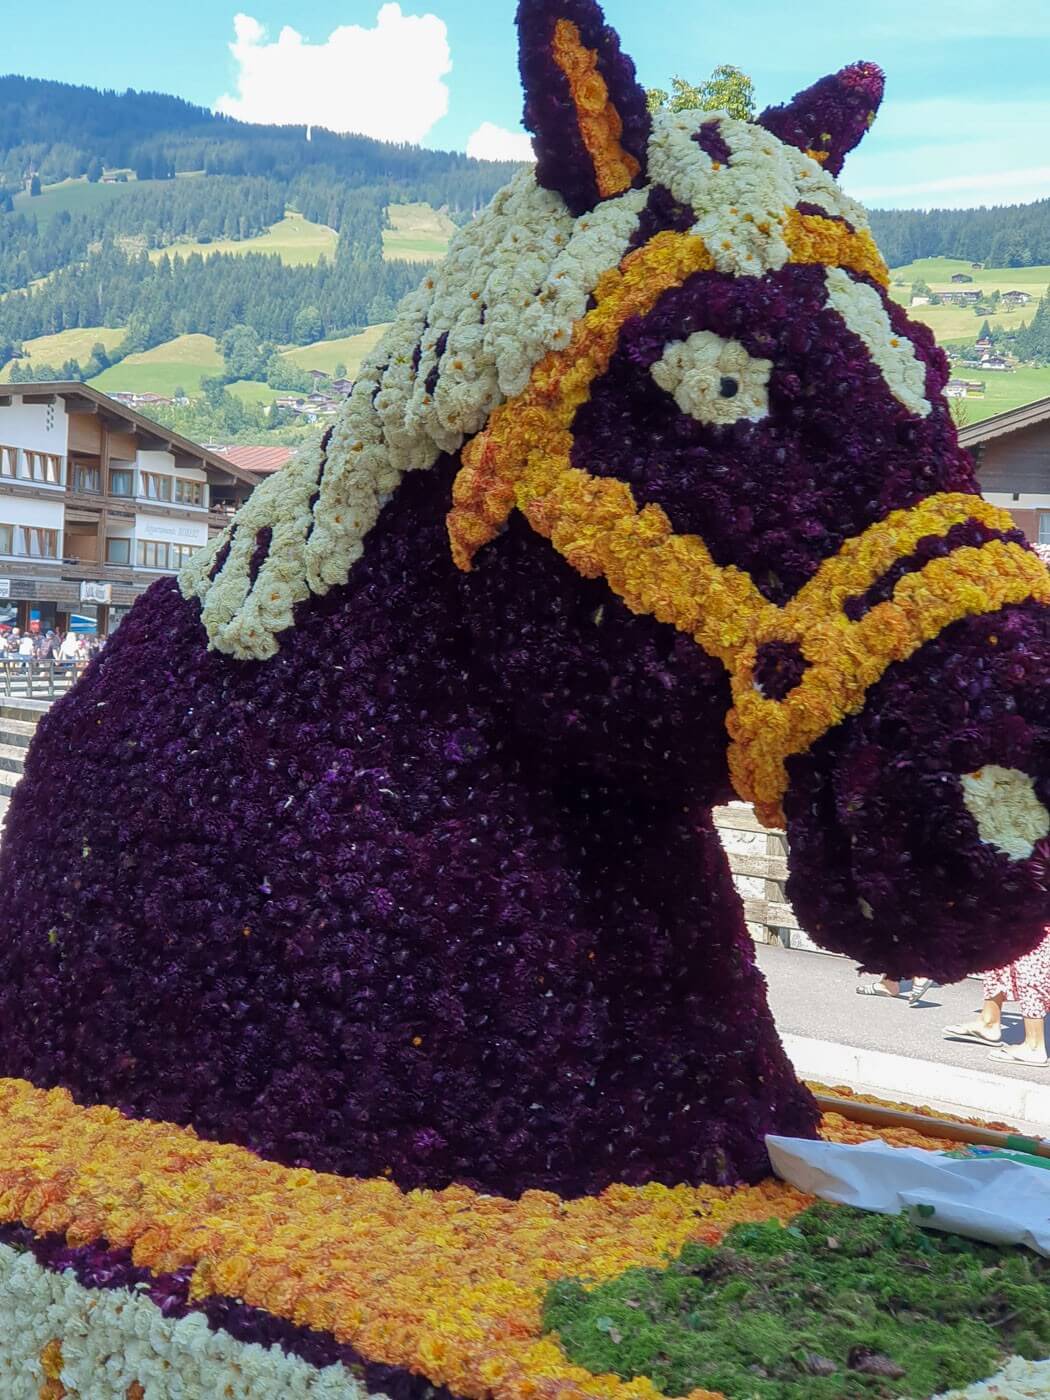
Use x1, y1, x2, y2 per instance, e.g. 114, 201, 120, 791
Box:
551, 19, 640, 200
729, 531, 1050, 825
448, 215, 885, 573
0, 1077, 966, 1400
39, 1339, 66, 1399
447, 214, 1048, 827
448, 230, 717, 571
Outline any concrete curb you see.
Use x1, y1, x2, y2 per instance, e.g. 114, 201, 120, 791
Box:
782, 1032, 1050, 1136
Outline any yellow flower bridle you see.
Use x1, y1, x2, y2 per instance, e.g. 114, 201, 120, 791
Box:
447, 217, 1050, 827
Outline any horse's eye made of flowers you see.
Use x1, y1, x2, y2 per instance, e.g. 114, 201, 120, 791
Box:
650, 331, 773, 427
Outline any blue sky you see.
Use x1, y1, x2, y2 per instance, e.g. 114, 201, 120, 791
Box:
5, 0, 1050, 208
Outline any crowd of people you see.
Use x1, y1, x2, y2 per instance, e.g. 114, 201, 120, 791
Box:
0, 625, 103, 666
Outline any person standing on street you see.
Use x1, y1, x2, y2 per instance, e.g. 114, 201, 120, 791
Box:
944, 928, 1050, 1066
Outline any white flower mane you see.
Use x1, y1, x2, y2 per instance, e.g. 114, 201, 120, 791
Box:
180, 112, 876, 661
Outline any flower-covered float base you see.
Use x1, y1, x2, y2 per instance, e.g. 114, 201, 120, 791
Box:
1, 1078, 1048, 1400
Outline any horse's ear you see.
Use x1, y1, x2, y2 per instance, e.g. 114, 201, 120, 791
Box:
517, 0, 650, 216
757, 62, 884, 177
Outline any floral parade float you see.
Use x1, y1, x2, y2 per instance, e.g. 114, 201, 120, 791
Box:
4, 2, 1050, 1396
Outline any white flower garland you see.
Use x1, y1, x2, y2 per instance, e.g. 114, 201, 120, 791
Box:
651, 330, 772, 426
179, 109, 882, 662
960, 765, 1050, 861
646, 110, 870, 278
0, 1241, 374, 1398
824, 265, 932, 418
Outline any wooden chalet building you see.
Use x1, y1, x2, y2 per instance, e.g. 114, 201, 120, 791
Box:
961, 397, 1050, 546
0, 383, 256, 634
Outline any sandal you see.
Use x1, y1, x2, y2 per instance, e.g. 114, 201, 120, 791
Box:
988, 1044, 1049, 1067
856, 981, 899, 998
908, 977, 936, 1006
943, 1023, 1001, 1046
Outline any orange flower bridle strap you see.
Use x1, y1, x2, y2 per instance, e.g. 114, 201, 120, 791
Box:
447, 226, 1050, 827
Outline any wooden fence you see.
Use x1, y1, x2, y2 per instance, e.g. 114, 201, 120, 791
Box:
0, 658, 89, 702
713, 804, 807, 949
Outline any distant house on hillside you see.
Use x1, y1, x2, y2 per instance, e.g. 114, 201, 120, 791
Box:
331, 378, 354, 396
976, 337, 993, 351
1002, 290, 1033, 307
932, 287, 983, 305
950, 273, 973, 283
947, 379, 986, 398
215, 445, 294, 479
981, 354, 1011, 371
109, 392, 172, 407
307, 369, 329, 383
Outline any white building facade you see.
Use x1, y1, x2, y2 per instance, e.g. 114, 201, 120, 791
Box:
0, 384, 255, 634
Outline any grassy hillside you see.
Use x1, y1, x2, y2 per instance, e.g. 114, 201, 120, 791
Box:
890, 256, 1050, 291
149, 211, 339, 268
0, 325, 125, 381
89, 333, 224, 397
888, 257, 1050, 345
898, 300, 1032, 343
949, 366, 1050, 424
12, 177, 136, 221
76, 326, 392, 403
382, 203, 455, 262
282, 325, 390, 376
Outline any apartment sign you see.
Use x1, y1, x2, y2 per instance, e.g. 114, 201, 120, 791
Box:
0, 580, 9, 599
137, 514, 208, 546
80, 581, 112, 604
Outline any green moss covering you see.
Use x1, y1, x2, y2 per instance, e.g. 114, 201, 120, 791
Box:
543, 1204, 1050, 1399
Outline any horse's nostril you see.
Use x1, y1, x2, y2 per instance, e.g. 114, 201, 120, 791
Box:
719, 375, 739, 398
960, 765, 1050, 861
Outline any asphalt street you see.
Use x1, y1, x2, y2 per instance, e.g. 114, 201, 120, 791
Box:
757, 941, 1049, 1085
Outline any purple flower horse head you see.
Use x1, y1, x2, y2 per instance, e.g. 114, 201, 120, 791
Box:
0, 0, 1048, 1201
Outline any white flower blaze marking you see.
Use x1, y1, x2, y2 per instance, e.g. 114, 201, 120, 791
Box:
960, 765, 1050, 861
651, 330, 772, 426
824, 265, 932, 418
0, 1241, 372, 1397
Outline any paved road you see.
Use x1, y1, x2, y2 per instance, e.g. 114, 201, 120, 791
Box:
756, 942, 1049, 1086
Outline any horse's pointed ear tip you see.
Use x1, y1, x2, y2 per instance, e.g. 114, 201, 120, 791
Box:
838, 60, 886, 106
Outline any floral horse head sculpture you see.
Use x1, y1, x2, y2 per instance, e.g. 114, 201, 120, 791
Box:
1, 0, 1049, 1200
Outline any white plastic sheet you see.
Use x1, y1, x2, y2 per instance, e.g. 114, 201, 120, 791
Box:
766, 1134, 1050, 1257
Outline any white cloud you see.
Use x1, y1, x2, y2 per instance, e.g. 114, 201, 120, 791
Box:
215, 4, 451, 145
465, 122, 535, 163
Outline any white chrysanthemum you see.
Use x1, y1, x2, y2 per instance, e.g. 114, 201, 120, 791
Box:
181, 169, 649, 660
824, 265, 931, 418
960, 765, 1050, 861
651, 330, 772, 426
180, 108, 882, 662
